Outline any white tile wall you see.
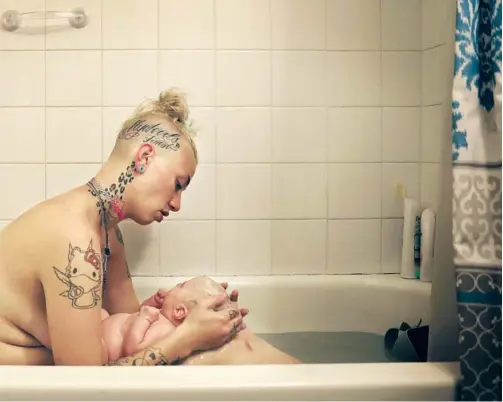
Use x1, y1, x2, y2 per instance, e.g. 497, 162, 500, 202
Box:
422, 0, 450, 49
103, 51, 158, 106
382, 107, 421, 162
382, 0, 421, 50
382, 52, 422, 106
159, 221, 216, 276
216, 108, 271, 163
327, 51, 382, 106
46, 51, 102, 106
0, 51, 45, 106
271, 0, 325, 50
216, 51, 271, 106
327, 0, 381, 50
0, 108, 45, 162
328, 108, 381, 162
159, 51, 214, 107
102, 0, 158, 49
46, 164, 102, 198
420, 0, 454, 220
46, 108, 102, 162
381, 218, 403, 274
0, 0, 453, 276
215, 0, 270, 50
271, 220, 326, 274
159, 0, 214, 49
328, 219, 382, 274
0, 164, 45, 220
216, 220, 271, 275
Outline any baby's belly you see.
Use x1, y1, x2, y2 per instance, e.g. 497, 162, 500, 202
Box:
142, 320, 175, 347
101, 313, 130, 361
182, 330, 300, 365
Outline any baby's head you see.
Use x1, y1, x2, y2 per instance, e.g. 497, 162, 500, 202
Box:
157, 276, 229, 325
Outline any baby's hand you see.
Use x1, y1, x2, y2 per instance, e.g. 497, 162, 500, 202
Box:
140, 289, 167, 309
139, 305, 160, 323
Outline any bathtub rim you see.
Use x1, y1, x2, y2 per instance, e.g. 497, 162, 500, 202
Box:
131, 273, 432, 292
0, 361, 460, 401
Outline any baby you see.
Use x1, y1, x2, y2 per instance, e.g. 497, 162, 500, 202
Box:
101, 276, 228, 362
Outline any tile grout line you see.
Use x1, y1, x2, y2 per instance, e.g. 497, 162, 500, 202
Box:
101, 0, 105, 165
268, 0, 273, 276
0, 48, 438, 52
324, 0, 329, 275
156, 0, 162, 276
419, 0, 424, 210
379, 0, 384, 274
43, 0, 47, 200
213, 0, 218, 275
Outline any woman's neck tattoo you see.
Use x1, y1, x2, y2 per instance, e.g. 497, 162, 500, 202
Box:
86, 161, 136, 224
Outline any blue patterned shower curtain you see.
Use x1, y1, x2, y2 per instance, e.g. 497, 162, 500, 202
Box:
452, 0, 502, 400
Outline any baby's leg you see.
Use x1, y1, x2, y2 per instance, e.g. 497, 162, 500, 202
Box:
123, 306, 159, 356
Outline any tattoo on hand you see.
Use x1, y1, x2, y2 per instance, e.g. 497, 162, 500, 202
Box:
118, 119, 181, 152
53, 240, 102, 309
103, 347, 180, 366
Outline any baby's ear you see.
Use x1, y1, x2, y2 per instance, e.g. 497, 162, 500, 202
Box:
173, 304, 188, 320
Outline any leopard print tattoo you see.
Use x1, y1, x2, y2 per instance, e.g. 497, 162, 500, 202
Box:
86, 162, 136, 222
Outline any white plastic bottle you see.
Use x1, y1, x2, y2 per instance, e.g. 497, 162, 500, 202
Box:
419, 208, 436, 282
400, 197, 422, 279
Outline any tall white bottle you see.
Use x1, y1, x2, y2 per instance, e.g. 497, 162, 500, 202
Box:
401, 197, 421, 279
420, 208, 436, 282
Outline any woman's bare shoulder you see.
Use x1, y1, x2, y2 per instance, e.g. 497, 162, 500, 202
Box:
2, 190, 99, 271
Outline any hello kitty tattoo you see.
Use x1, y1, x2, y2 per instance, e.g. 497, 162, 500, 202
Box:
53, 240, 102, 309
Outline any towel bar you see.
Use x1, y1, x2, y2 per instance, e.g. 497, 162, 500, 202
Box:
1, 8, 88, 32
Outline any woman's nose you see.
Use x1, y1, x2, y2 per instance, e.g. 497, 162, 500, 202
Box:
169, 193, 181, 212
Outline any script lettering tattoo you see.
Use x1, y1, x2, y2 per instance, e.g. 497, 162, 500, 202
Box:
53, 240, 102, 309
103, 347, 180, 366
118, 119, 181, 152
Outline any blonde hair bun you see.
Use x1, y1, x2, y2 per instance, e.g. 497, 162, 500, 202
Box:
158, 88, 189, 125
133, 88, 197, 136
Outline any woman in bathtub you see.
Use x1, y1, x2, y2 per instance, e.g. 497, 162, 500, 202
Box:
102, 276, 299, 365
0, 89, 248, 366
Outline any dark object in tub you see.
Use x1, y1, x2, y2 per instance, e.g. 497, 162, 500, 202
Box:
384, 320, 429, 362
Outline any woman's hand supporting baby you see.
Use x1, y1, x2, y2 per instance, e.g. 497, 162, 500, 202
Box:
130, 282, 249, 361
178, 293, 245, 352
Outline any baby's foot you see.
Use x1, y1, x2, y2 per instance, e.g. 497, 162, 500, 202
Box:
140, 305, 160, 323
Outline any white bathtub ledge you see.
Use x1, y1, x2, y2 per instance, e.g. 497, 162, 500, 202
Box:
0, 362, 460, 401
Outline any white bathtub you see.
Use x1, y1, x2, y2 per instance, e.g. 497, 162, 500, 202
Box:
0, 274, 460, 401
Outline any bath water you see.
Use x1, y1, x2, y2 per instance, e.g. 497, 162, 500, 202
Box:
256, 331, 393, 364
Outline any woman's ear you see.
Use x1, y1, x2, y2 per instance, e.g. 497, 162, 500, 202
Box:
173, 304, 188, 320
134, 143, 156, 172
